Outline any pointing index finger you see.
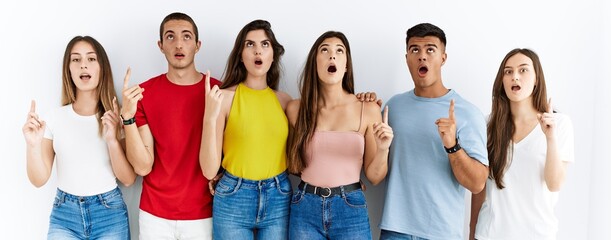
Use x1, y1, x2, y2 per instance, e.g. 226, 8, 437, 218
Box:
383, 106, 389, 124
30, 100, 36, 113
547, 98, 553, 114
205, 70, 211, 93
123, 67, 131, 89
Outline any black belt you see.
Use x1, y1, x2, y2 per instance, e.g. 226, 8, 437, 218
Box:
298, 181, 361, 198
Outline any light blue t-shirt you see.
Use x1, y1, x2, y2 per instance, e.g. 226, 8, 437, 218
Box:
380, 89, 488, 240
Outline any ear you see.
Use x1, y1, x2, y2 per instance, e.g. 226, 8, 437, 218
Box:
158, 40, 163, 53
441, 52, 447, 66
195, 40, 201, 53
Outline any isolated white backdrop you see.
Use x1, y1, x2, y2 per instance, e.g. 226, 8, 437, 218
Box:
0, 1, 609, 239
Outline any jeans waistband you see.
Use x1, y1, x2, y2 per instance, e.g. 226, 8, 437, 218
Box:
223, 170, 288, 188
298, 181, 361, 198
56, 187, 122, 203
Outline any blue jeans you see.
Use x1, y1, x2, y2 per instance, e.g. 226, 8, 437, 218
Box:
289, 187, 371, 240
380, 230, 429, 240
48, 187, 130, 239
213, 171, 291, 240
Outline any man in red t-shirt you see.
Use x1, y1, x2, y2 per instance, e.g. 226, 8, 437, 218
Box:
121, 12, 221, 239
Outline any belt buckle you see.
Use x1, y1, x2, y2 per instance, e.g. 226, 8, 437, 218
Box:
316, 187, 332, 198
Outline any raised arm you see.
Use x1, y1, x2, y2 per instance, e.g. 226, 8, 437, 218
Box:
363, 104, 393, 185
102, 96, 136, 186
121, 68, 155, 176
200, 71, 226, 180
539, 98, 568, 192
23, 100, 55, 187
436, 100, 488, 193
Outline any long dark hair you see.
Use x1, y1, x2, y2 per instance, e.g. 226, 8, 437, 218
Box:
287, 31, 354, 174
61, 36, 116, 136
488, 48, 548, 189
220, 19, 285, 90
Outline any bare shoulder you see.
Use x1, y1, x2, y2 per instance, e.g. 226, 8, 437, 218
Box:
285, 99, 301, 126
274, 90, 293, 110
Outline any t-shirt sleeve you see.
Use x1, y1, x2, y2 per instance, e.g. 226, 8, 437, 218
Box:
556, 113, 575, 163
135, 85, 148, 127
43, 112, 53, 140
458, 106, 489, 166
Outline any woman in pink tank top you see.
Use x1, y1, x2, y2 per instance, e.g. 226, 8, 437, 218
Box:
286, 31, 394, 240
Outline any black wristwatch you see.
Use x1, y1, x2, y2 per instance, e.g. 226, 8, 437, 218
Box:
121, 115, 136, 125
444, 139, 462, 154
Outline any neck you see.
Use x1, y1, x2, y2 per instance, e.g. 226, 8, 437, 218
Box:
510, 98, 538, 122
243, 75, 268, 90
167, 67, 201, 85
414, 79, 448, 98
73, 91, 99, 116
319, 82, 349, 107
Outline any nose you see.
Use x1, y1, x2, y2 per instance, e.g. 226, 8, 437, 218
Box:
512, 72, 519, 81
418, 53, 427, 61
80, 63, 87, 69
329, 56, 335, 60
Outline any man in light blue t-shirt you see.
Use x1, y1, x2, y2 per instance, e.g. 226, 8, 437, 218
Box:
379, 23, 489, 240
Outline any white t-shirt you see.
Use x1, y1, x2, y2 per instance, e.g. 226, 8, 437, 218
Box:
44, 105, 117, 196
475, 113, 575, 240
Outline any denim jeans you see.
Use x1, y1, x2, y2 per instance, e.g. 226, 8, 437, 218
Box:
47, 187, 130, 240
213, 171, 291, 240
380, 230, 429, 240
289, 188, 371, 240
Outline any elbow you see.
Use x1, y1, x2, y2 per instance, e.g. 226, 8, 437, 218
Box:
366, 171, 387, 186
470, 181, 486, 194
28, 175, 48, 188
134, 166, 152, 177
119, 176, 137, 187
546, 182, 563, 192
202, 169, 217, 180
30, 180, 46, 188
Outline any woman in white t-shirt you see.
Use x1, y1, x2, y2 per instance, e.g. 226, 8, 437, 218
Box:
469, 48, 575, 240
22, 36, 136, 239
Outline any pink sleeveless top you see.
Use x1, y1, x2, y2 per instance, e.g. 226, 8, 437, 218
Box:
301, 103, 365, 187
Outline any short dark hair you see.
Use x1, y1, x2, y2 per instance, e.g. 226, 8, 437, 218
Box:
406, 23, 446, 48
159, 12, 199, 42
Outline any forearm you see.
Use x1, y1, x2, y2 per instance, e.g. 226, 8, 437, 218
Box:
107, 139, 136, 187
200, 119, 222, 180
26, 144, 51, 187
124, 125, 153, 176
449, 150, 488, 193
469, 187, 486, 240
544, 137, 565, 192
365, 148, 389, 185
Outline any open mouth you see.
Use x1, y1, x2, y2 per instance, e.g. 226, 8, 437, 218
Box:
511, 85, 521, 91
255, 60, 263, 65
418, 66, 428, 75
80, 74, 91, 80
175, 53, 185, 58
327, 65, 337, 73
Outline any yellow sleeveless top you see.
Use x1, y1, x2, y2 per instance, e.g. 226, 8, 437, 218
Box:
222, 83, 288, 180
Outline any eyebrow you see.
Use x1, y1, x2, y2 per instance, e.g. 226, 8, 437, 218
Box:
408, 43, 438, 50
164, 30, 193, 36
71, 52, 96, 56
504, 63, 531, 68
319, 43, 346, 49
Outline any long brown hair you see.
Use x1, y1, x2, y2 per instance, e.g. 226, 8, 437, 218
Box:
61, 36, 117, 136
220, 19, 285, 90
287, 31, 354, 174
488, 48, 548, 189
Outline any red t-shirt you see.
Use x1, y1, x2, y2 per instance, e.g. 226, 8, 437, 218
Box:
135, 73, 221, 220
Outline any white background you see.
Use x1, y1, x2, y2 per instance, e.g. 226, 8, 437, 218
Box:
0, 1, 609, 239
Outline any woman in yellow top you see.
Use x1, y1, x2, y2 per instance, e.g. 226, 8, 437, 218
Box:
199, 19, 292, 239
